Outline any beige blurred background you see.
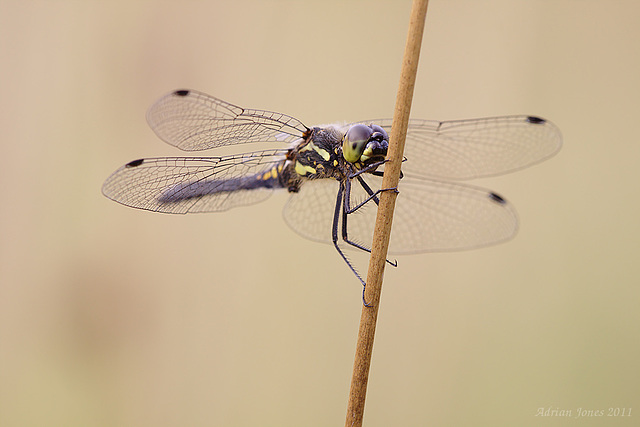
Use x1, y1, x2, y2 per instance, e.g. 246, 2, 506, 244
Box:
1, 0, 638, 426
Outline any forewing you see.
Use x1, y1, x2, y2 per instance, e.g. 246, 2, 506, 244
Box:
146, 90, 309, 151
359, 116, 562, 180
102, 149, 289, 214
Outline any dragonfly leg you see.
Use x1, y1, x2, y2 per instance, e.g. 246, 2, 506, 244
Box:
346, 175, 398, 214
349, 158, 406, 179
332, 182, 371, 306
344, 186, 399, 214
341, 177, 398, 268
362, 285, 371, 308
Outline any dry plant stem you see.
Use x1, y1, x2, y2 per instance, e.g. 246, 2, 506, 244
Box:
344, 1, 429, 426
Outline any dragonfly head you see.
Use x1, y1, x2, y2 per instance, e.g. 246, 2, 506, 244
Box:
342, 124, 389, 164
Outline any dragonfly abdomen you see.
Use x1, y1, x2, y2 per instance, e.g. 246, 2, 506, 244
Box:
158, 162, 287, 203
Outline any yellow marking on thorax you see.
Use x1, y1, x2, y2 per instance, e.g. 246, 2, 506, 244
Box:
295, 161, 316, 176
301, 140, 330, 161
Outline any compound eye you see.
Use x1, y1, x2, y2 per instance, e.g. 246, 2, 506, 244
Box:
343, 124, 373, 163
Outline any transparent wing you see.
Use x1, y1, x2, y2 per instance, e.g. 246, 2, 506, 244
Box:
283, 175, 518, 254
146, 89, 309, 151
283, 179, 340, 244
102, 149, 289, 214
355, 116, 562, 180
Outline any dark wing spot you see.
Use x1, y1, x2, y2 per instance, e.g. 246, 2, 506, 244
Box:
526, 116, 546, 124
126, 158, 144, 168
489, 192, 506, 204
174, 90, 190, 97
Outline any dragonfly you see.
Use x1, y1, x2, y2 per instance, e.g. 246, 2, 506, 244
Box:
103, 89, 562, 301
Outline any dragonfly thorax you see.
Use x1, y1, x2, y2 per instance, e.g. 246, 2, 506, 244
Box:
289, 124, 389, 183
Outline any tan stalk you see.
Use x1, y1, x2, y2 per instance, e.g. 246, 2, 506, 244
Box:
345, 1, 429, 426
